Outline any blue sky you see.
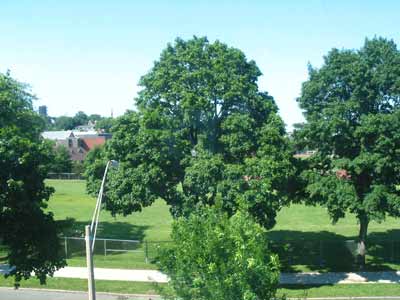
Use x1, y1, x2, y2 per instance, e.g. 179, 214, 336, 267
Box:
1, 0, 399, 129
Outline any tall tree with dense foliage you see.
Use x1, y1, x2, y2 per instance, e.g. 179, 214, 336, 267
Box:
158, 202, 280, 300
0, 72, 65, 283
87, 37, 295, 229
295, 37, 400, 265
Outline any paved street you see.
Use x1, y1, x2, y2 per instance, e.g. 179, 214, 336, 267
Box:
0, 287, 161, 300
3, 287, 400, 300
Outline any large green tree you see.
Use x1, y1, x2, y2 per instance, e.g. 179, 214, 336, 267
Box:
295, 37, 400, 265
88, 37, 295, 229
0, 72, 65, 283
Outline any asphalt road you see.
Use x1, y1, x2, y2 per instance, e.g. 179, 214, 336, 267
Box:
3, 288, 400, 300
0, 288, 161, 300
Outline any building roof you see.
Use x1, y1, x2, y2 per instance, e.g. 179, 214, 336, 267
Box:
81, 136, 107, 150
73, 131, 99, 138
42, 131, 75, 140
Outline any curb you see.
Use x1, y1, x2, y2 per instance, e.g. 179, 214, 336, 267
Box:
2, 286, 400, 300
0, 287, 162, 299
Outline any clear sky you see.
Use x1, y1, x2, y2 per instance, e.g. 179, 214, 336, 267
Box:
1, 0, 399, 129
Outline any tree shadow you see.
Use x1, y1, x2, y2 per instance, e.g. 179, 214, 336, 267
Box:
56, 218, 149, 259
56, 218, 149, 240
365, 229, 400, 270
266, 230, 398, 273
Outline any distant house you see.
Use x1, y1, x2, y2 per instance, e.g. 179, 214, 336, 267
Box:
74, 120, 96, 132
42, 130, 111, 162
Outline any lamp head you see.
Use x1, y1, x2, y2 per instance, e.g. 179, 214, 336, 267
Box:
110, 160, 119, 168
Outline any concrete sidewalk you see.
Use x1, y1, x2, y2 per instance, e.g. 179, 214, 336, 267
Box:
54, 267, 169, 283
50, 267, 400, 285
2, 265, 400, 284
279, 271, 400, 284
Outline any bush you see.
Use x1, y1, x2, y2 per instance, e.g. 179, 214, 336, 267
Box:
157, 203, 280, 300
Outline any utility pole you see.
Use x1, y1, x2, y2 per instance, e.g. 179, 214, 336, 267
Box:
85, 225, 96, 300
85, 160, 118, 300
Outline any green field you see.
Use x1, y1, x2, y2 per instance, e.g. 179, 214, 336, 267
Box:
47, 179, 172, 241
46, 179, 400, 271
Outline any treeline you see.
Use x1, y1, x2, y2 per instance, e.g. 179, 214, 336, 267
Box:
42, 111, 115, 132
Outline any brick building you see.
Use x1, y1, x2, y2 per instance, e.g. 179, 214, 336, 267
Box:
42, 130, 111, 162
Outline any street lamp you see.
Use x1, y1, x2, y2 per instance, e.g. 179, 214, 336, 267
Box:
85, 160, 119, 300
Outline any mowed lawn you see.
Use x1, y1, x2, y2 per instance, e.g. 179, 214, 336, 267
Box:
46, 179, 400, 271
47, 179, 399, 240
46, 179, 172, 242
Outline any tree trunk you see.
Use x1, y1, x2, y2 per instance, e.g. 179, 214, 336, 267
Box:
357, 215, 369, 268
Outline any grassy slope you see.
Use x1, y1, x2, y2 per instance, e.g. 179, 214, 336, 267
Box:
273, 203, 400, 240
46, 180, 172, 241
47, 179, 400, 241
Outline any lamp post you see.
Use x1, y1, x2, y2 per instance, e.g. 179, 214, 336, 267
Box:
85, 160, 118, 300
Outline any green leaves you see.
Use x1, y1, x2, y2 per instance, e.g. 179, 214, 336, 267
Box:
295, 38, 400, 255
86, 37, 295, 229
0, 72, 65, 284
157, 205, 280, 300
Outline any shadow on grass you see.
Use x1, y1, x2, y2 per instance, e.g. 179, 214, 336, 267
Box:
56, 218, 150, 259
266, 230, 399, 273
56, 218, 149, 240
366, 230, 400, 270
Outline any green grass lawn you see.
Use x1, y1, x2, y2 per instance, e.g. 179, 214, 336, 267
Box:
44, 179, 400, 272
46, 179, 172, 242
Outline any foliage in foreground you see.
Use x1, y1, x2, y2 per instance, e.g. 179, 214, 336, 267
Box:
0, 72, 65, 283
157, 203, 280, 300
295, 37, 400, 264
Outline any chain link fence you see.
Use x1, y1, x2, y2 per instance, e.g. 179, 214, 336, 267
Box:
47, 173, 83, 180
61, 237, 171, 264
59, 237, 400, 270
270, 239, 400, 271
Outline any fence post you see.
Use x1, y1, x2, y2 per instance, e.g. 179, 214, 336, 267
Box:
104, 239, 107, 256
145, 240, 148, 263
64, 237, 68, 258
391, 241, 395, 262
319, 240, 323, 266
